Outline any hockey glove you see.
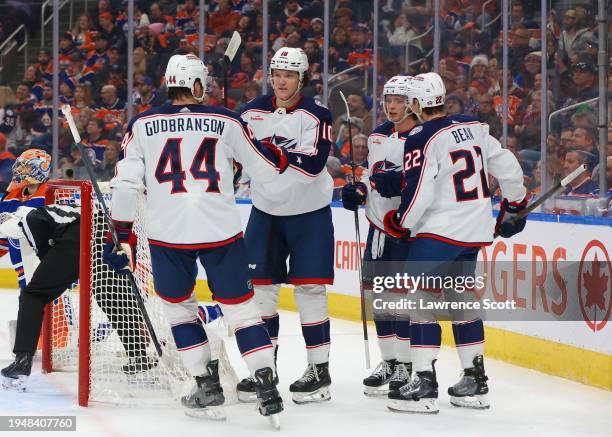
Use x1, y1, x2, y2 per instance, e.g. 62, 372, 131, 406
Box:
383, 209, 411, 240
495, 197, 528, 238
341, 182, 367, 211
197, 304, 223, 325
103, 221, 137, 275
261, 139, 289, 174
369, 170, 403, 198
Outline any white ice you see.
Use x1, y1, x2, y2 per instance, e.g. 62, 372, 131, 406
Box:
0, 288, 610, 437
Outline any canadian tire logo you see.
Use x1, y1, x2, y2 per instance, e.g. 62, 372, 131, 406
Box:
577, 240, 611, 332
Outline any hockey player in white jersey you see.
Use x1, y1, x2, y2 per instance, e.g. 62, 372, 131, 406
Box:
383, 73, 527, 413
107, 54, 287, 423
341, 76, 416, 396
238, 47, 334, 404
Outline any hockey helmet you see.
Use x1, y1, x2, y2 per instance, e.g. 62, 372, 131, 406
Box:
382, 75, 414, 123
408, 72, 446, 111
164, 54, 208, 102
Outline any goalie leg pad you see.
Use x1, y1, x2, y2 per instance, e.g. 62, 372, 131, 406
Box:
162, 294, 211, 377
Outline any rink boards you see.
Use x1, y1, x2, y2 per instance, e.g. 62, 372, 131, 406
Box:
0, 201, 609, 390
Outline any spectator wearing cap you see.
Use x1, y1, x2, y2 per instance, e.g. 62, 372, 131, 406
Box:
35, 50, 53, 82
445, 94, 465, 115
98, 11, 126, 52
308, 17, 324, 46
135, 76, 162, 112
562, 149, 597, 195
565, 56, 597, 106
59, 33, 76, 70
0, 133, 15, 191
559, 8, 593, 59
86, 33, 110, 71
209, 0, 241, 36
445, 40, 471, 66
468, 55, 494, 96
60, 77, 76, 104
335, 116, 363, 160
347, 24, 372, 66
515, 51, 541, 90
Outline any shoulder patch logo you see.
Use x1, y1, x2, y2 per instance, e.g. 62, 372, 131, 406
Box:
409, 126, 423, 136
180, 107, 191, 113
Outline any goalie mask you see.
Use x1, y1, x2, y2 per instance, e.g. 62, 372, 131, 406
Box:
164, 54, 208, 102
12, 149, 51, 185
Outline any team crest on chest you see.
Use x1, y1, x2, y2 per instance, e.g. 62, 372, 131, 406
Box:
265, 134, 298, 150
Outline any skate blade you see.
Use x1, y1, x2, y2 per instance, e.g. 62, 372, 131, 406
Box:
292, 386, 331, 404
364, 384, 390, 397
387, 398, 439, 414
2, 375, 27, 392
184, 406, 226, 421
450, 394, 490, 409
237, 391, 258, 403
268, 413, 281, 430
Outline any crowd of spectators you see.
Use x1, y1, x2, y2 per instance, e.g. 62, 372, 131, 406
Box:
0, 0, 609, 215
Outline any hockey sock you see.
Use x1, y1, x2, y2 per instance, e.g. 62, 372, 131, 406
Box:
171, 319, 211, 377
394, 319, 412, 364
218, 299, 275, 375
262, 313, 280, 348
452, 319, 485, 369
410, 321, 441, 372
374, 319, 395, 361
294, 284, 330, 364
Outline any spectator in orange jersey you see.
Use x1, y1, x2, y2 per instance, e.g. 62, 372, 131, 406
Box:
208, 0, 241, 36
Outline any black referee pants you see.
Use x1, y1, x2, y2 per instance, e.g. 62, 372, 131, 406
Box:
13, 222, 81, 354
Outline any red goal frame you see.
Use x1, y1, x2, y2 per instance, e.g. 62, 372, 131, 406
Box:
40, 179, 93, 407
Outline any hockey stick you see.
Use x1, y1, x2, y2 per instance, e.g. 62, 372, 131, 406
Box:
494, 164, 588, 238
221, 31, 242, 108
339, 91, 371, 369
61, 104, 164, 358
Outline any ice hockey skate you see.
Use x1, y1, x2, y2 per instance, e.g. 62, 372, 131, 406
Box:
237, 345, 278, 403
388, 361, 412, 393
363, 359, 396, 396
1, 352, 33, 392
182, 360, 226, 421
289, 362, 331, 404
448, 355, 490, 409
253, 367, 283, 429
387, 360, 439, 414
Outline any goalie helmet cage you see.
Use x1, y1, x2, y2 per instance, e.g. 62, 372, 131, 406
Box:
40, 179, 190, 407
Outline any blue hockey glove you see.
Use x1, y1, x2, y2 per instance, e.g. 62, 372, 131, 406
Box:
197, 304, 223, 324
495, 198, 528, 238
369, 170, 403, 198
341, 182, 367, 211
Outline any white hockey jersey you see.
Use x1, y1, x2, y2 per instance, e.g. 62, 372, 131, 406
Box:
364, 121, 411, 232
398, 114, 526, 245
111, 104, 281, 247
240, 95, 333, 216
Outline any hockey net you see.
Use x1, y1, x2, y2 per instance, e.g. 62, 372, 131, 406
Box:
40, 180, 193, 406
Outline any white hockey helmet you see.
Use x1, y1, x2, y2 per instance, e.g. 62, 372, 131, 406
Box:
164, 54, 208, 102
269, 47, 309, 83
409, 72, 446, 110
382, 75, 414, 123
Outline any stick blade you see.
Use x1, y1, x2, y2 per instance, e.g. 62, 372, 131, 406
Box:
223, 31, 242, 64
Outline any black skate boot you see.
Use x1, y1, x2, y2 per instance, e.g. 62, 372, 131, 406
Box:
253, 367, 284, 429
289, 362, 331, 404
388, 361, 412, 393
237, 345, 279, 403
363, 359, 396, 397
182, 360, 226, 420
448, 355, 490, 409
122, 355, 159, 375
387, 360, 439, 414
1, 352, 33, 392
